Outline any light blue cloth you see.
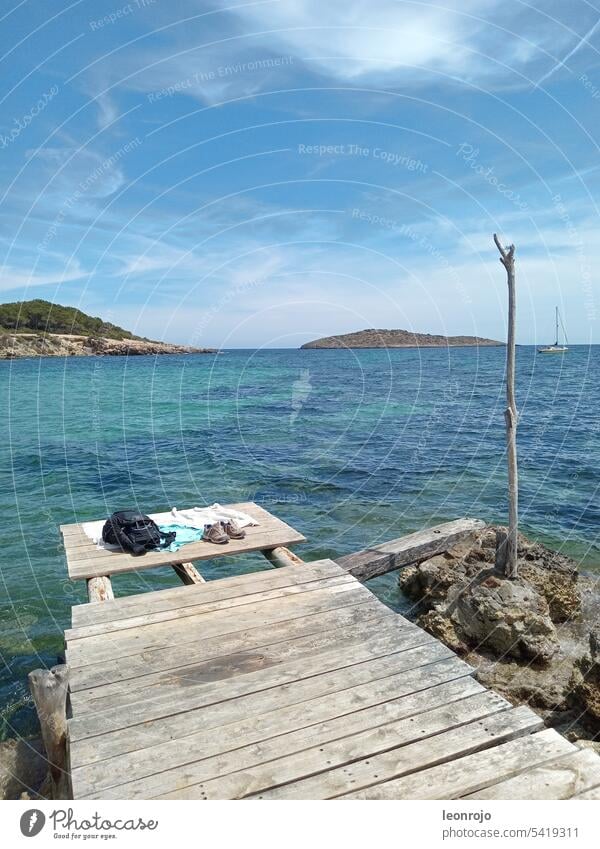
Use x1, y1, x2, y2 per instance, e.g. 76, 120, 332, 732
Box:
158, 523, 205, 552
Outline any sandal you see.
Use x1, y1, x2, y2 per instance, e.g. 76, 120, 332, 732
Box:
202, 522, 229, 544
223, 519, 246, 539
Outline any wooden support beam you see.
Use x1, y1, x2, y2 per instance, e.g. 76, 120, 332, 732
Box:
261, 546, 306, 569
172, 561, 206, 585
335, 518, 486, 582
86, 576, 114, 603
28, 664, 70, 799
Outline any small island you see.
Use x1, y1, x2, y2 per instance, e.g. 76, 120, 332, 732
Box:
0, 299, 215, 359
301, 328, 504, 349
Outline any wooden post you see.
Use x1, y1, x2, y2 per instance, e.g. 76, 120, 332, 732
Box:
86, 575, 114, 603
494, 233, 519, 578
28, 664, 70, 799
172, 561, 206, 584
262, 546, 306, 569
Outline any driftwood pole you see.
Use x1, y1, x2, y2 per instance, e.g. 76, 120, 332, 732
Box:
28, 664, 70, 798
494, 233, 518, 578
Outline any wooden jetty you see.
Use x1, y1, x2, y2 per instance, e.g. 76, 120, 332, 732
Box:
30, 504, 600, 800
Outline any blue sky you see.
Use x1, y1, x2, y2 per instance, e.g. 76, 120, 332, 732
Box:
0, 0, 599, 347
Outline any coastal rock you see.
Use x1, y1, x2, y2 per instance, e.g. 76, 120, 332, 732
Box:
0, 737, 48, 800
399, 527, 600, 733
407, 562, 559, 663
574, 627, 600, 724
0, 332, 215, 359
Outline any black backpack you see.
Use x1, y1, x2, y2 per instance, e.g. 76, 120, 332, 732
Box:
102, 510, 176, 556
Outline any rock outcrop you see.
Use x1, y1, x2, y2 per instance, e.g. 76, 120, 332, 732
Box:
399, 527, 600, 738
0, 737, 48, 800
0, 332, 215, 359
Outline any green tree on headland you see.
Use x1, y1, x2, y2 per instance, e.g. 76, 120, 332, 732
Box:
0, 299, 143, 340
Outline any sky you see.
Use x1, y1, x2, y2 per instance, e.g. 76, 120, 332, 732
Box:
0, 0, 599, 347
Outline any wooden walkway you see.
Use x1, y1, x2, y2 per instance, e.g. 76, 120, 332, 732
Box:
63, 555, 600, 800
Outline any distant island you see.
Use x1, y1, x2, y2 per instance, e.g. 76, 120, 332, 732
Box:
301, 328, 504, 349
0, 300, 215, 359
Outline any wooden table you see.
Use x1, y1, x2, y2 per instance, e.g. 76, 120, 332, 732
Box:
60, 502, 306, 582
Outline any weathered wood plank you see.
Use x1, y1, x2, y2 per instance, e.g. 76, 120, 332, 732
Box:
66, 582, 371, 668
68, 625, 443, 740
80, 675, 485, 799
69, 599, 393, 693
464, 749, 600, 800
336, 518, 485, 581
72, 560, 343, 628
68, 642, 455, 762
342, 728, 572, 799
573, 784, 600, 799
251, 706, 543, 800
70, 612, 410, 714
158, 691, 513, 799
66, 571, 358, 643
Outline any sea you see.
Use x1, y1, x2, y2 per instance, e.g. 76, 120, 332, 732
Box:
1, 345, 599, 739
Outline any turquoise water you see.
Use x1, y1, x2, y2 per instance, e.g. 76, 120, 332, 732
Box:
1, 346, 599, 739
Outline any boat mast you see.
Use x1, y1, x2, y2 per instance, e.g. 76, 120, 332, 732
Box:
555, 306, 559, 347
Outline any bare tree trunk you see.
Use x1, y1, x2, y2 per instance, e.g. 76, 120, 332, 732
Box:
493, 234, 518, 578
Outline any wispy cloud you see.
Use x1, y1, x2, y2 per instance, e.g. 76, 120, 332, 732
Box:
536, 17, 600, 85
0, 257, 86, 293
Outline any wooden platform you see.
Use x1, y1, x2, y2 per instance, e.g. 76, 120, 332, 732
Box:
64, 558, 600, 800
60, 502, 306, 580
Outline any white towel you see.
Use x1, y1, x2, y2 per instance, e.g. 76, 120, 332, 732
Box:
81, 504, 258, 549
170, 503, 258, 530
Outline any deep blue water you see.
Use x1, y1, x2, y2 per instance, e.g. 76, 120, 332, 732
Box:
1, 346, 599, 739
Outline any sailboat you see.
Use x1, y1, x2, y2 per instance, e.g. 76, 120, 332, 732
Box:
538, 306, 569, 354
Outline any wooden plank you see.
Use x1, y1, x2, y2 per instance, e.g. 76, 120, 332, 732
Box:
249, 706, 543, 799
336, 518, 485, 582
86, 576, 114, 603
172, 562, 205, 584
66, 571, 358, 642
62, 503, 306, 580
157, 691, 514, 800
68, 599, 393, 693
68, 642, 456, 762
464, 749, 600, 800
70, 610, 409, 713
72, 560, 343, 627
66, 582, 372, 667
71, 656, 474, 793
342, 728, 573, 800
573, 785, 600, 799
68, 624, 443, 740
79, 675, 486, 799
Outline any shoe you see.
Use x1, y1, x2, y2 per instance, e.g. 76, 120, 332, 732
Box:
223, 519, 246, 539
202, 522, 229, 544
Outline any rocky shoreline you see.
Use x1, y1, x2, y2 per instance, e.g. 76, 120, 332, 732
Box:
0, 332, 216, 359
399, 527, 600, 748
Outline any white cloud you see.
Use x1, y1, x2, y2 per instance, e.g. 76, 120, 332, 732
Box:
0, 257, 86, 292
